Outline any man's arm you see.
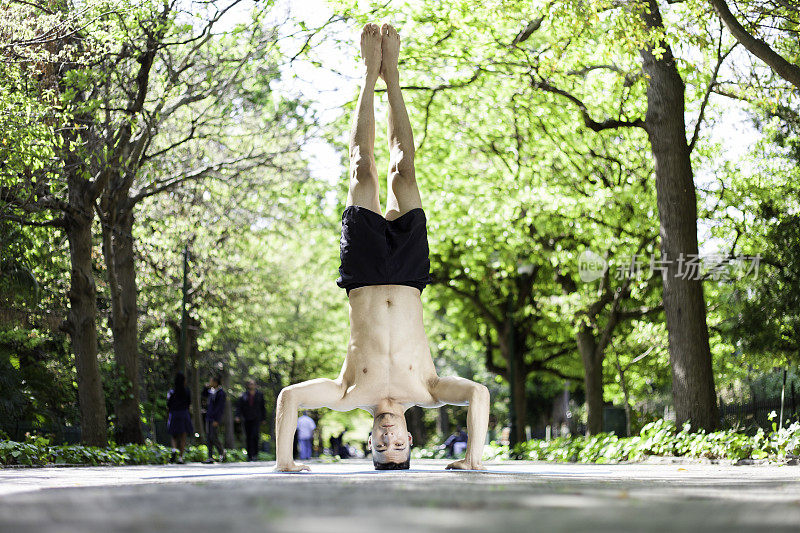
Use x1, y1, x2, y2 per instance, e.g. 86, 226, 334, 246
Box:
430, 376, 490, 470
207, 393, 221, 424
274, 378, 347, 472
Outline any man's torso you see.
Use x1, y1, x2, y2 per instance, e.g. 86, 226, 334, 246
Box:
239, 391, 263, 420
207, 388, 225, 420
337, 284, 441, 409
297, 416, 315, 439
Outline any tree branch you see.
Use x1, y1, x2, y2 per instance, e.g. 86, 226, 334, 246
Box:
709, 0, 800, 89
511, 16, 545, 46
438, 279, 503, 330
531, 77, 646, 131
0, 214, 65, 228
689, 37, 735, 153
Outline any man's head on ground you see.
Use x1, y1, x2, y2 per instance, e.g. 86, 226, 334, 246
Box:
246, 379, 256, 392
368, 411, 412, 470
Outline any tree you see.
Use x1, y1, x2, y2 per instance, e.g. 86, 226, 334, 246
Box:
1, 0, 318, 444
635, 0, 720, 430
90, 0, 304, 444
1, 1, 116, 445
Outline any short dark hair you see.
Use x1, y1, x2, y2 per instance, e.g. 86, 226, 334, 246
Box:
373, 457, 410, 470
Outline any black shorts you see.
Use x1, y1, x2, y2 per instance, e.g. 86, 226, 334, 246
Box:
336, 205, 432, 295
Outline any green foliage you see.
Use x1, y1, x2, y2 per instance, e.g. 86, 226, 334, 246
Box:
0, 434, 268, 467
415, 418, 800, 463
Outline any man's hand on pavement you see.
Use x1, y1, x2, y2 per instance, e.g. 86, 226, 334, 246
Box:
275, 462, 310, 472
445, 459, 486, 471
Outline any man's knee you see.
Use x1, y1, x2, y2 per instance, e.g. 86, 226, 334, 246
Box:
350, 146, 378, 183
389, 169, 418, 197
389, 146, 415, 178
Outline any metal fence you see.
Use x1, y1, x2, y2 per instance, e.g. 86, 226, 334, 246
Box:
3, 422, 83, 444
719, 395, 799, 432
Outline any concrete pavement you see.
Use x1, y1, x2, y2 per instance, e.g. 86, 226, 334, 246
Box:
1, 460, 799, 532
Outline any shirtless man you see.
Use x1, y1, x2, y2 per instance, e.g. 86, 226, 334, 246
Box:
274, 23, 490, 472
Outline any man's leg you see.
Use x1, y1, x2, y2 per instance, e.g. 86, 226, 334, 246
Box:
381, 24, 422, 221
300, 438, 312, 460
215, 426, 226, 460
346, 23, 383, 215
252, 423, 260, 460
245, 421, 253, 460
246, 420, 258, 460
205, 419, 215, 461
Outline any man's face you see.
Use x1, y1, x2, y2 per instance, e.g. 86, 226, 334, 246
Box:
247, 380, 256, 392
369, 412, 412, 463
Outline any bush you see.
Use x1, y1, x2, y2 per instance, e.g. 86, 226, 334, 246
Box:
413, 418, 800, 463
0, 434, 273, 466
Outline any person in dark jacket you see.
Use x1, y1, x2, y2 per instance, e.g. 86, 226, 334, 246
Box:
235, 379, 267, 461
203, 375, 227, 463
443, 427, 468, 458
330, 429, 351, 459
167, 372, 193, 464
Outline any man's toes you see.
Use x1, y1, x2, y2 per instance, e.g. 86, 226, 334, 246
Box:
381, 23, 389, 36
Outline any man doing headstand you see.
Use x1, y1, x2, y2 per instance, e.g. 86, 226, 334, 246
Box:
274, 23, 490, 472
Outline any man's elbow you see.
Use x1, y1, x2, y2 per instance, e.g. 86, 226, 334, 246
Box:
472, 384, 490, 404
277, 387, 296, 409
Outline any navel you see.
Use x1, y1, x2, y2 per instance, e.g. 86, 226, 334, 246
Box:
408, 365, 413, 370
362, 367, 368, 374
386, 299, 392, 306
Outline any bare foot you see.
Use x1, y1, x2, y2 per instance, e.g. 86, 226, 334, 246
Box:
379, 23, 400, 82
360, 23, 382, 79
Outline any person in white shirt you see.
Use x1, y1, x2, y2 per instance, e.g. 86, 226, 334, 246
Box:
296, 412, 316, 460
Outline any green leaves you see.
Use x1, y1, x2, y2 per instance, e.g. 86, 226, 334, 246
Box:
415, 418, 800, 462
0, 437, 271, 466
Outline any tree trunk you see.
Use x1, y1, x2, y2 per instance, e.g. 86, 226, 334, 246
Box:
222, 366, 235, 448
405, 405, 426, 448
498, 325, 527, 445
65, 183, 107, 446
510, 343, 527, 445
640, 0, 719, 431
613, 353, 633, 438
102, 199, 144, 444
576, 323, 603, 435
437, 406, 450, 438
189, 319, 203, 441
191, 359, 202, 442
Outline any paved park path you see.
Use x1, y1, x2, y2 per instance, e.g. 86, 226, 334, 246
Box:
1, 460, 799, 532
